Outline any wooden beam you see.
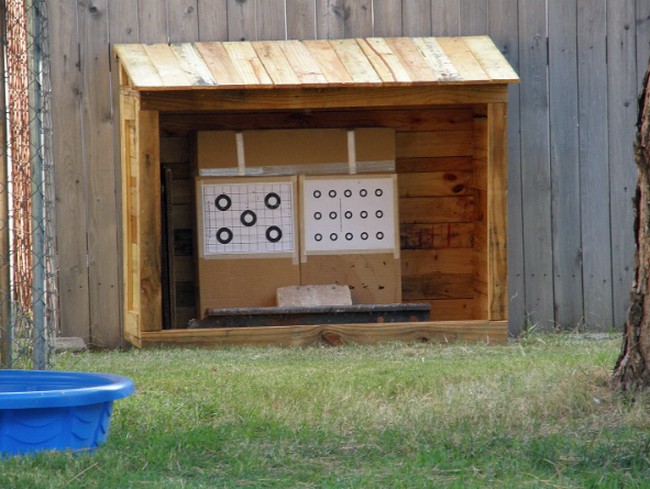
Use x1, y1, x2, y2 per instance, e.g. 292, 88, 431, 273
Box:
487, 103, 508, 320
140, 85, 510, 111
140, 320, 508, 347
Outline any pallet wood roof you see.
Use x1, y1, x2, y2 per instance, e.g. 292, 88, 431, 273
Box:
114, 36, 519, 91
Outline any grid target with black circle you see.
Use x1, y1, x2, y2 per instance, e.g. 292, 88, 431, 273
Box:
201, 182, 294, 256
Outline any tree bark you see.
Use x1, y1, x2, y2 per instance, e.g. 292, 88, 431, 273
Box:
612, 62, 650, 392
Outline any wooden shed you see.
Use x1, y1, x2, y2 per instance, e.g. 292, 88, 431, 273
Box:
114, 36, 519, 348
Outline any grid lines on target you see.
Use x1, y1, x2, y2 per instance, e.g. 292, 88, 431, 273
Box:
200, 180, 295, 257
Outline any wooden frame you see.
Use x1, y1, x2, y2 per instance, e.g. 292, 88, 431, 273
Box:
115, 37, 518, 347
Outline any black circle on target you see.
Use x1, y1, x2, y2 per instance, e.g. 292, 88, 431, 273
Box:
264, 192, 281, 210
375, 188, 384, 197
376, 231, 384, 240
216, 227, 233, 244
329, 211, 338, 220
345, 233, 353, 241
329, 189, 337, 198
360, 210, 368, 219
376, 210, 384, 219
361, 232, 369, 240
314, 211, 322, 220
313, 190, 322, 198
214, 194, 232, 211
240, 210, 257, 227
330, 233, 338, 241
360, 188, 368, 197
344, 189, 352, 198
266, 226, 283, 243
344, 211, 353, 219
315, 233, 323, 242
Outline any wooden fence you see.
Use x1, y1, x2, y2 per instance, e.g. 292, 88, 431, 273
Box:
46, 0, 650, 347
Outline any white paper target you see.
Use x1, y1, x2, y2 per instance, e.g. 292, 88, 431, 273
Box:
302, 176, 396, 253
201, 181, 295, 256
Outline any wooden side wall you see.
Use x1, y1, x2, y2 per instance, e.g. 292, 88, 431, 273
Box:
48, 0, 649, 346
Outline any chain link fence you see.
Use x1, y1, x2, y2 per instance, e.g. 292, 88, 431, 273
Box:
1, 0, 57, 369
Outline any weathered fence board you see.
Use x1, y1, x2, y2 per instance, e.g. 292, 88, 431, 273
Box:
518, 0, 554, 330
49, 1, 90, 341
608, 0, 638, 330
45, 0, 650, 346
548, 0, 583, 330
578, 0, 613, 331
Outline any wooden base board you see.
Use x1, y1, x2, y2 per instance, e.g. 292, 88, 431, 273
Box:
136, 320, 508, 348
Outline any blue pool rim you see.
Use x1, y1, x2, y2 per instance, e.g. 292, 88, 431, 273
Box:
0, 370, 135, 409
0, 370, 135, 456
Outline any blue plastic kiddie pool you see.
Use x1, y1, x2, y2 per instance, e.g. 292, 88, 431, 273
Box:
0, 370, 135, 456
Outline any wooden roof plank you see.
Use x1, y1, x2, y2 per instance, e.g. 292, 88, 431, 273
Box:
357, 38, 412, 83
329, 39, 382, 84
114, 44, 165, 88
195, 42, 246, 87
222, 41, 273, 87
278, 40, 329, 85
384, 37, 439, 83
143, 43, 194, 87
436, 37, 491, 82
252, 41, 301, 87
463, 36, 520, 82
302, 39, 354, 85
412, 37, 462, 82
170, 44, 217, 86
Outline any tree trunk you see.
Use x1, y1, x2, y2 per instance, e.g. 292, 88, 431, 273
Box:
612, 62, 650, 392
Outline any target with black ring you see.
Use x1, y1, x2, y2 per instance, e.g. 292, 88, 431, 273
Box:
361, 232, 369, 241
215, 194, 232, 211
329, 189, 337, 198
345, 233, 354, 241
240, 210, 257, 227
344, 210, 353, 219
266, 226, 283, 243
344, 189, 352, 198
376, 231, 384, 240
330, 233, 338, 241
360, 210, 368, 219
315, 233, 323, 242
264, 192, 281, 210
216, 227, 234, 244
359, 188, 368, 197
329, 211, 338, 220
375, 188, 383, 197
376, 210, 384, 219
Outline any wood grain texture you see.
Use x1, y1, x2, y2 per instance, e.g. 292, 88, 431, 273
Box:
487, 103, 508, 321
141, 320, 509, 347
257, 0, 287, 40
81, 0, 122, 347
403, 0, 431, 36
227, 0, 256, 41
637, 1, 650, 93
430, 0, 459, 36
578, 0, 613, 331
488, 0, 523, 335
49, 1, 90, 341
608, 0, 638, 329
373, 0, 402, 37
459, 0, 487, 35
166, 0, 199, 42
138, 0, 168, 43
197, 0, 228, 41
287, 0, 316, 39
518, 0, 554, 331
548, 0, 583, 330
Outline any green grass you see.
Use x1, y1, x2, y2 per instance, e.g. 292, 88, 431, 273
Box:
1, 334, 649, 488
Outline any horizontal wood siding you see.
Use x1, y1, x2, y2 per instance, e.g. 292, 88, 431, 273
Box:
48, 0, 649, 345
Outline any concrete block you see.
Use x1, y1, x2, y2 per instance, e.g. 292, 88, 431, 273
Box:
277, 284, 352, 307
